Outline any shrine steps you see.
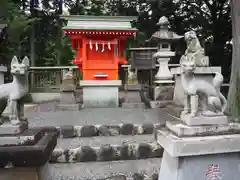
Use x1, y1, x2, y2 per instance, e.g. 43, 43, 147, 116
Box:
50, 134, 163, 163
26, 107, 164, 179
43, 158, 161, 180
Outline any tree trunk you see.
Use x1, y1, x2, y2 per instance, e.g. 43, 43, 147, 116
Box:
227, 0, 240, 117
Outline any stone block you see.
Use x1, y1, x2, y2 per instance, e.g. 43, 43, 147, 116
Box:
137, 143, 151, 159
180, 113, 228, 126
97, 144, 118, 161
77, 146, 97, 162
120, 124, 134, 135
80, 125, 98, 137
80, 80, 121, 108
98, 125, 120, 136
60, 125, 75, 138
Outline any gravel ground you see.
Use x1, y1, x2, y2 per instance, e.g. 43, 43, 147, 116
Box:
26, 108, 166, 127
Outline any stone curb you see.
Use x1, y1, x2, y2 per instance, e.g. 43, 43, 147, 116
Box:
50, 142, 163, 163
57, 123, 162, 138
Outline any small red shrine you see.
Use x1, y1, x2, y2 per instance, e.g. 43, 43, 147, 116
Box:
61, 15, 137, 108
62, 15, 137, 81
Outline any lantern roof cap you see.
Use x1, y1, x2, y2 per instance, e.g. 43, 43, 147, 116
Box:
148, 16, 183, 41
61, 15, 137, 31
156, 16, 169, 26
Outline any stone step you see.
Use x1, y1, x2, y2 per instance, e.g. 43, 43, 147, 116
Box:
48, 123, 161, 138
50, 135, 162, 163
26, 108, 165, 138
41, 159, 161, 180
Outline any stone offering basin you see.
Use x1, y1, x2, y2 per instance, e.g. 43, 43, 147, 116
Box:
0, 127, 58, 168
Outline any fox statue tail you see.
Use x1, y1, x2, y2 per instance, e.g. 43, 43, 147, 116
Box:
212, 72, 227, 112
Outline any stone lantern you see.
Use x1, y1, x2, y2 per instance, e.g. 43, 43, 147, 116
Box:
150, 16, 182, 83
149, 16, 182, 107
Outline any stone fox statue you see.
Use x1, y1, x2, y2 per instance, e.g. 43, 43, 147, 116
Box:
181, 30, 209, 67
0, 56, 29, 125
180, 57, 227, 117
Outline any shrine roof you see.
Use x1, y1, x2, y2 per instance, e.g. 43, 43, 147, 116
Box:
61, 15, 137, 31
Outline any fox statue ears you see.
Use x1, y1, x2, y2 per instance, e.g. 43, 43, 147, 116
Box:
22, 56, 30, 67
11, 56, 30, 67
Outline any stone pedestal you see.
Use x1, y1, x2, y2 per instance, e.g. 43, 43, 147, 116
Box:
0, 127, 57, 180
80, 80, 121, 108
171, 66, 222, 106
0, 65, 7, 85
156, 116, 240, 180
57, 75, 81, 111
150, 83, 174, 108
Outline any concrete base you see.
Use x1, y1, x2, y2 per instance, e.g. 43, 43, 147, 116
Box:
80, 80, 122, 108
180, 113, 228, 126
157, 127, 240, 180
159, 150, 240, 180
171, 66, 222, 106
0, 121, 28, 135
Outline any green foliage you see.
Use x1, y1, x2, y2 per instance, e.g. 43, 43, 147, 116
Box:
0, 0, 233, 73
0, 0, 36, 64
